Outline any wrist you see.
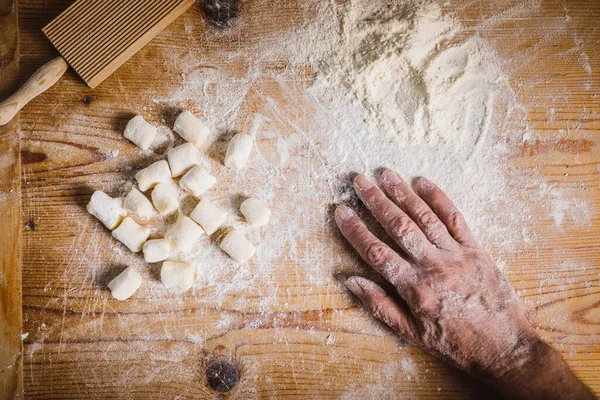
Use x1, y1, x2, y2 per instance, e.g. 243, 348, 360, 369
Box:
485, 335, 594, 400
488, 334, 550, 383
465, 327, 543, 383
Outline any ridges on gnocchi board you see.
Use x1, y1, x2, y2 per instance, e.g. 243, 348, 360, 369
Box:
0, 0, 196, 127
43, 0, 196, 88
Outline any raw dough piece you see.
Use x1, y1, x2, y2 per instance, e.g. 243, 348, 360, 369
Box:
108, 266, 143, 301
161, 261, 195, 292
111, 217, 151, 252
224, 133, 253, 170
240, 198, 271, 227
87, 190, 126, 230
166, 214, 204, 253
143, 239, 171, 263
220, 229, 255, 263
179, 165, 216, 197
123, 188, 154, 219
123, 115, 157, 150
151, 182, 180, 215
135, 160, 172, 191
173, 111, 210, 148
167, 143, 199, 177
190, 199, 227, 235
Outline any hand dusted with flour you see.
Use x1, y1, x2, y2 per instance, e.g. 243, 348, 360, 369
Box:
336, 170, 594, 400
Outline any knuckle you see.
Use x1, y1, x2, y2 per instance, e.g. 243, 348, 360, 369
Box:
343, 222, 364, 243
447, 211, 465, 229
419, 297, 439, 316
362, 187, 381, 205
417, 210, 440, 228
370, 300, 388, 321
408, 285, 437, 314
369, 194, 389, 213
365, 241, 391, 267
345, 218, 362, 236
389, 186, 407, 203
421, 327, 440, 345
388, 214, 414, 238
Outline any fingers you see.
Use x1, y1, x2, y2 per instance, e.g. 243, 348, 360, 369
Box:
353, 174, 436, 263
345, 276, 418, 343
335, 205, 416, 289
380, 169, 457, 250
415, 177, 477, 246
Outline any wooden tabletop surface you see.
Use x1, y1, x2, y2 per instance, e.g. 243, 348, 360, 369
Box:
0, 0, 22, 398
1, 0, 599, 398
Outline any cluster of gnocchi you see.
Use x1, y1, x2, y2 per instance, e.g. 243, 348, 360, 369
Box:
87, 111, 271, 301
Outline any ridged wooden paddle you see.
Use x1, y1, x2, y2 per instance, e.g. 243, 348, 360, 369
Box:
0, 0, 194, 126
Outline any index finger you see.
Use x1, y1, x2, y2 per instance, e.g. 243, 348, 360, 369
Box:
335, 205, 417, 290
353, 174, 437, 263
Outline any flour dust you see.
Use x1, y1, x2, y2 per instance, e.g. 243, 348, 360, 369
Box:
73, 0, 594, 391
148, 0, 595, 325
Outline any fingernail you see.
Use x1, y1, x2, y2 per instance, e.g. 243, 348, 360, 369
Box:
335, 205, 355, 221
345, 277, 365, 297
382, 169, 402, 185
354, 174, 374, 192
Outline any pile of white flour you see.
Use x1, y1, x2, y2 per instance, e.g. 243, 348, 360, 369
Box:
289, 2, 505, 147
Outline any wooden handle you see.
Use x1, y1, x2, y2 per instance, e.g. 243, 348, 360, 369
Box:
0, 57, 68, 126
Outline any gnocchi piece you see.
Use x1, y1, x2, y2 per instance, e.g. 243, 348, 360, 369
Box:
166, 214, 205, 253
123, 115, 157, 150
190, 199, 227, 235
123, 188, 154, 219
86, 190, 126, 230
179, 165, 216, 197
111, 217, 151, 252
173, 111, 210, 148
220, 229, 255, 263
143, 239, 171, 263
108, 266, 143, 301
160, 261, 195, 293
240, 198, 271, 227
167, 143, 199, 177
151, 182, 180, 215
224, 133, 252, 170
135, 160, 172, 192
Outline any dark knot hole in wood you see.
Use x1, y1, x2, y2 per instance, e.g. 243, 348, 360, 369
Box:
206, 360, 240, 392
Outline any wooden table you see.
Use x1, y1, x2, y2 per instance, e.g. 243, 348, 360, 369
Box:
1, 0, 598, 398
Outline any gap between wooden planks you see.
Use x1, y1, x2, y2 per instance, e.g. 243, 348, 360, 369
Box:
0, 0, 22, 398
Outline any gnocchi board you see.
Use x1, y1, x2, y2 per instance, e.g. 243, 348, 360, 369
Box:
43, 0, 195, 88
3, 0, 599, 398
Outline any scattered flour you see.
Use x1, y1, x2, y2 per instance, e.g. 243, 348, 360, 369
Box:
579, 52, 592, 75
147, 0, 594, 330
25, 0, 595, 395
401, 358, 417, 380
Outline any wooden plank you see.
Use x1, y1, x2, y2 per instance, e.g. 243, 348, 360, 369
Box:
16, 0, 600, 398
0, 0, 22, 398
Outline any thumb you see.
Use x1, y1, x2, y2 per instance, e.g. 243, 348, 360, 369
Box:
346, 276, 418, 345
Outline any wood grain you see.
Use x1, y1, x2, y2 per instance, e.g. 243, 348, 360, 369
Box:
0, 0, 22, 398
12, 0, 600, 398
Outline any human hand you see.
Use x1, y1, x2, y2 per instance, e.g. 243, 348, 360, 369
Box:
335, 170, 594, 399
